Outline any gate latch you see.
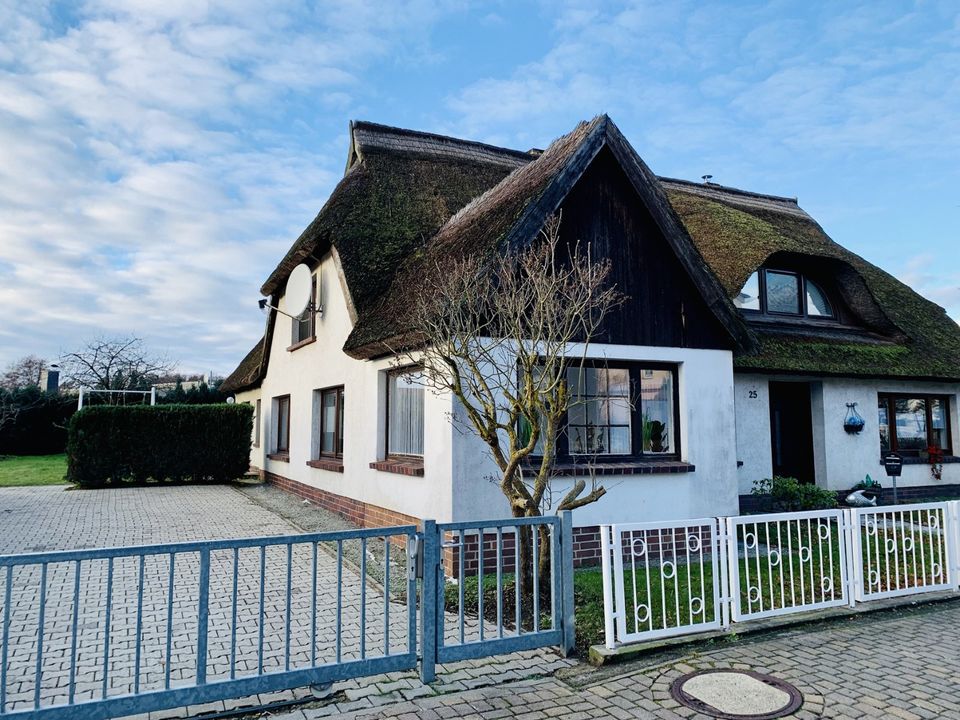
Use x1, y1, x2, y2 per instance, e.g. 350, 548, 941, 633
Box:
408, 535, 423, 580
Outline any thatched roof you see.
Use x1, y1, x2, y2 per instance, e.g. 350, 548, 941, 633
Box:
260, 121, 532, 319
343, 115, 751, 357
225, 116, 960, 384
662, 179, 960, 380
220, 337, 266, 394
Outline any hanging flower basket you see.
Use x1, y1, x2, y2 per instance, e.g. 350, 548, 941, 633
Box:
843, 403, 865, 434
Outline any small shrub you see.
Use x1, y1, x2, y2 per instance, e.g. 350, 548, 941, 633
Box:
67, 404, 252, 487
751, 475, 837, 512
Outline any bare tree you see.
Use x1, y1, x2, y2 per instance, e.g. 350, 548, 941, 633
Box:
60, 336, 173, 398
394, 215, 623, 594
1, 355, 47, 390
0, 393, 19, 433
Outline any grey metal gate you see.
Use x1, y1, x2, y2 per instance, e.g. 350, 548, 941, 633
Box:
0, 514, 574, 719
0, 526, 419, 719
420, 512, 575, 682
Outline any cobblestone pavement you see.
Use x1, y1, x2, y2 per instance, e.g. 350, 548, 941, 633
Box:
266, 602, 960, 720
0, 485, 572, 719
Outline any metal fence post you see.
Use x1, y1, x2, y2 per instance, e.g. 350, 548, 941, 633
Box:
600, 525, 617, 649
559, 511, 575, 657
723, 516, 738, 625
196, 547, 211, 685
842, 509, 857, 607
717, 518, 731, 630
420, 520, 439, 684
948, 501, 960, 591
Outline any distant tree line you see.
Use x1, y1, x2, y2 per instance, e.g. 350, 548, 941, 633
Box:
1, 336, 225, 456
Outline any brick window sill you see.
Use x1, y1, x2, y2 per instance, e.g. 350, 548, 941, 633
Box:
524, 460, 695, 476
287, 336, 316, 352
369, 458, 425, 477
267, 452, 290, 463
307, 458, 344, 473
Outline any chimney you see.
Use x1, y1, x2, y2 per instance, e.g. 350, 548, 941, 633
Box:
40, 364, 60, 394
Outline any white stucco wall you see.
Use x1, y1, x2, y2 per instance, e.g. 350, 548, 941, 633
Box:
735, 373, 960, 494
247, 252, 743, 528
235, 388, 262, 469
451, 344, 740, 527
254, 252, 456, 522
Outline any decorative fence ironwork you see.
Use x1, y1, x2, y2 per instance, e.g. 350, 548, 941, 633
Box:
602, 519, 725, 644
850, 502, 957, 601
0, 514, 575, 719
726, 510, 850, 622
602, 502, 960, 649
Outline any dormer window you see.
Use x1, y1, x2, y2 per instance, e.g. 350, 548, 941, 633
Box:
735, 269, 834, 319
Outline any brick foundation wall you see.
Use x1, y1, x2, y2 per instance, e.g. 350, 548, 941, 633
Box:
263, 472, 421, 530
261, 472, 615, 573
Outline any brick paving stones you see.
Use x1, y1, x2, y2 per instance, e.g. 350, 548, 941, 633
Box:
0, 485, 573, 719
279, 602, 960, 719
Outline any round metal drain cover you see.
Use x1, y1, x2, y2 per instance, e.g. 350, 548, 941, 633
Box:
670, 669, 803, 719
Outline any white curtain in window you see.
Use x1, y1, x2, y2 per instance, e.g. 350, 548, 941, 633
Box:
389, 372, 424, 455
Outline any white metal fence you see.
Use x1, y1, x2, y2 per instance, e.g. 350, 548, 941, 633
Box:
601, 502, 960, 649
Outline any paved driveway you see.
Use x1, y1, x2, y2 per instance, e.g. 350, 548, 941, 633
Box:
0, 485, 570, 718
301, 600, 960, 719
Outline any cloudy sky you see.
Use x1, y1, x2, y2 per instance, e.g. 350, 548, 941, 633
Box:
1, 0, 958, 375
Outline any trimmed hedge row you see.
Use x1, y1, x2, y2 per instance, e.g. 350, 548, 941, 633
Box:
0, 387, 76, 455
67, 404, 252, 487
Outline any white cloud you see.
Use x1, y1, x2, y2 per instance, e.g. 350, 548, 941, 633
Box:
0, 0, 457, 373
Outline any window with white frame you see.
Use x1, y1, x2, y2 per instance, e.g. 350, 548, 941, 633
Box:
386, 368, 424, 457
273, 395, 290, 455
291, 275, 317, 346
316, 386, 344, 457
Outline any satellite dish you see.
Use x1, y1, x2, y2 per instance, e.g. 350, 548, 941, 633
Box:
285, 264, 313, 318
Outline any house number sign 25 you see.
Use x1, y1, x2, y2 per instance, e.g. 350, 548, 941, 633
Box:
748, 389, 758, 399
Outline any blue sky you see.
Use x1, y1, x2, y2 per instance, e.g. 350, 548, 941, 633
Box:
0, 0, 957, 375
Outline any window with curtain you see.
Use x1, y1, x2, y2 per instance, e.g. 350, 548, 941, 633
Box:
387, 369, 424, 456
878, 393, 952, 455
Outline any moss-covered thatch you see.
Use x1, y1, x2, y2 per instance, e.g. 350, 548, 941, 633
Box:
343, 117, 750, 357
225, 119, 960, 385
664, 180, 960, 380
343, 118, 605, 356
220, 338, 265, 394
261, 122, 530, 318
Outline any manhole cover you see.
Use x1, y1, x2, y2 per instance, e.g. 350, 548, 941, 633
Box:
670, 669, 803, 719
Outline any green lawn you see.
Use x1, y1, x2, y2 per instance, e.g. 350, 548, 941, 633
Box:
0, 454, 69, 487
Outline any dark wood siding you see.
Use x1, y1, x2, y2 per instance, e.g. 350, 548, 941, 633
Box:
558, 147, 733, 350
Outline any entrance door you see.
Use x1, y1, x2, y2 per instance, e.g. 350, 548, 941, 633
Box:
768, 381, 815, 483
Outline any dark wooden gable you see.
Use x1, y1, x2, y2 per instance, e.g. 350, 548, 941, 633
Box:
558, 146, 734, 350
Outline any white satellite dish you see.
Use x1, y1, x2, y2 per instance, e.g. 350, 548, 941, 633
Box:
285, 263, 313, 318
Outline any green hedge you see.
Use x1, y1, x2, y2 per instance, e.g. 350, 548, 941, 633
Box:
67, 404, 252, 487
0, 387, 76, 455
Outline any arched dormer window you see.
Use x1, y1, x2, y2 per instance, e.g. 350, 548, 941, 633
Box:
735, 269, 835, 319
